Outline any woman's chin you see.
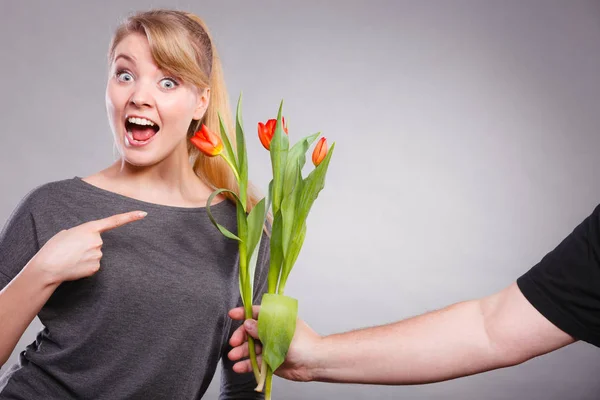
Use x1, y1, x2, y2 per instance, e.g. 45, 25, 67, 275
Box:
117, 148, 162, 167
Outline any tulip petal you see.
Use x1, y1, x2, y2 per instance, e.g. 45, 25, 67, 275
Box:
191, 124, 224, 157
282, 117, 288, 134
312, 136, 327, 166
258, 122, 271, 150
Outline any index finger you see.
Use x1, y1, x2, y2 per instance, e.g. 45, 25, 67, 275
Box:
88, 211, 148, 233
228, 305, 261, 321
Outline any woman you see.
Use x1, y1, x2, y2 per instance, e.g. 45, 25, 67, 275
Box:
0, 9, 267, 399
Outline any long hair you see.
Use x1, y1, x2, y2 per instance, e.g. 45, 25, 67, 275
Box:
108, 9, 261, 211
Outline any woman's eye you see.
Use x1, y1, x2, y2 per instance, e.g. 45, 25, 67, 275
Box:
159, 78, 179, 90
116, 71, 133, 82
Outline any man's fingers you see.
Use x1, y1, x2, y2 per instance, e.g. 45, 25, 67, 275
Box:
228, 305, 261, 320
228, 319, 259, 342
243, 319, 259, 339
89, 211, 148, 233
228, 342, 246, 361
232, 357, 263, 374
229, 324, 247, 347
232, 359, 253, 374
228, 341, 263, 361
228, 307, 245, 321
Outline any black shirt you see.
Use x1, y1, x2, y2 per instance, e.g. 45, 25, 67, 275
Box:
517, 204, 600, 347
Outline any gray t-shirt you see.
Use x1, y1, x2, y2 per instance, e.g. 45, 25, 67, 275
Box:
0, 177, 268, 399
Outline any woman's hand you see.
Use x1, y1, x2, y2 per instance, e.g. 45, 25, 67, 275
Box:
29, 211, 147, 285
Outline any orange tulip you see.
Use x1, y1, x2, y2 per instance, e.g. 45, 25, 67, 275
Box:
191, 124, 223, 157
258, 117, 288, 150
312, 137, 327, 166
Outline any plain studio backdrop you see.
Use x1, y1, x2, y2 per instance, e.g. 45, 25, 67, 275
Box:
2, 1, 600, 399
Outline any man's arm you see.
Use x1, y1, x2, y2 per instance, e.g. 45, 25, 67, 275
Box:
309, 282, 574, 384
229, 282, 575, 384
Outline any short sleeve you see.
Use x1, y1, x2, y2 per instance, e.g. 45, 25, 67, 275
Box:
0, 188, 42, 290
218, 231, 269, 400
517, 203, 600, 347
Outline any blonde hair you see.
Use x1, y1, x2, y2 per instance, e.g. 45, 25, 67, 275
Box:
108, 9, 261, 211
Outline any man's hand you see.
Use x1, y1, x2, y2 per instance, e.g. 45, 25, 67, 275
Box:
227, 306, 322, 382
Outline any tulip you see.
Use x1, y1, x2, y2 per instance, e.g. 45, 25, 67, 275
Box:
312, 136, 327, 166
191, 124, 223, 156
258, 117, 288, 150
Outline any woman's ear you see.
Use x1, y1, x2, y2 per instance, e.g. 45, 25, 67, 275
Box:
193, 88, 210, 120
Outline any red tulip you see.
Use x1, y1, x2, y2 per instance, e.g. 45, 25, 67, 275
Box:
190, 124, 223, 156
258, 117, 288, 150
312, 137, 327, 166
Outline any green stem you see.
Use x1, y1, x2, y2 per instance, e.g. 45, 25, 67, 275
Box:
239, 240, 260, 383
264, 365, 273, 400
220, 153, 240, 183
243, 291, 260, 382
267, 257, 281, 294
255, 357, 268, 392
277, 278, 286, 295
246, 321, 261, 383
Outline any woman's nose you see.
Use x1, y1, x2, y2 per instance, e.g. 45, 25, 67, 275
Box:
129, 82, 154, 107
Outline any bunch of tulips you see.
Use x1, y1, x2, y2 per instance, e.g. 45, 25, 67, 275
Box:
191, 95, 334, 399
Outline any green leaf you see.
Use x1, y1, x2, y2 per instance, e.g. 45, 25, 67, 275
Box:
279, 133, 320, 256
245, 198, 267, 297
206, 189, 242, 241
236, 204, 249, 304
280, 159, 303, 255
265, 179, 273, 218
278, 222, 306, 294
282, 132, 320, 196
246, 197, 267, 258
297, 142, 336, 223
257, 294, 298, 372
280, 143, 335, 293
268, 210, 284, 294
247, 232, 263, 299
217, 112, 237, 171
270, 101, 289, 214
236, 94, 248, 207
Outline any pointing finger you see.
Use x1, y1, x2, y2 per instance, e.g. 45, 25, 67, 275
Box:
88, 211, 147, 233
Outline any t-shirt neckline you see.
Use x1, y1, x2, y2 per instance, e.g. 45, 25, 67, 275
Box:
71, 176, 229, 213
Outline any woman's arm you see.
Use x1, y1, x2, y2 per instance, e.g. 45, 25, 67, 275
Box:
0, 261, 59, 366
0, 190, 145, 368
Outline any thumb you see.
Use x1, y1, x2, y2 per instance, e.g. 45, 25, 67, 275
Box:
244, 319, 259, 339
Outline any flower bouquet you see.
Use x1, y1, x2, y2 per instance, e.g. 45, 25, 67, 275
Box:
191, 94, 334, 399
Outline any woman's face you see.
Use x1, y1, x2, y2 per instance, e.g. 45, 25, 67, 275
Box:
106, 32, 209, 166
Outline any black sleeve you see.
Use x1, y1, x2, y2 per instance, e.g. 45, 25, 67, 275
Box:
517, 203, 600, 347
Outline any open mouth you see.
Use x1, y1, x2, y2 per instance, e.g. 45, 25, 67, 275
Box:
124, 117, 160, 146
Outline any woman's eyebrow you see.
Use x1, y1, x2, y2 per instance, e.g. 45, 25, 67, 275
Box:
114, 53, 136, 64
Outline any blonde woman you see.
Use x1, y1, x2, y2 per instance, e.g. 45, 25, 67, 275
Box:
0, 9, 267, 399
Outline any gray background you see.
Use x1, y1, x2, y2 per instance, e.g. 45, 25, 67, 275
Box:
1, 0, 600, 399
